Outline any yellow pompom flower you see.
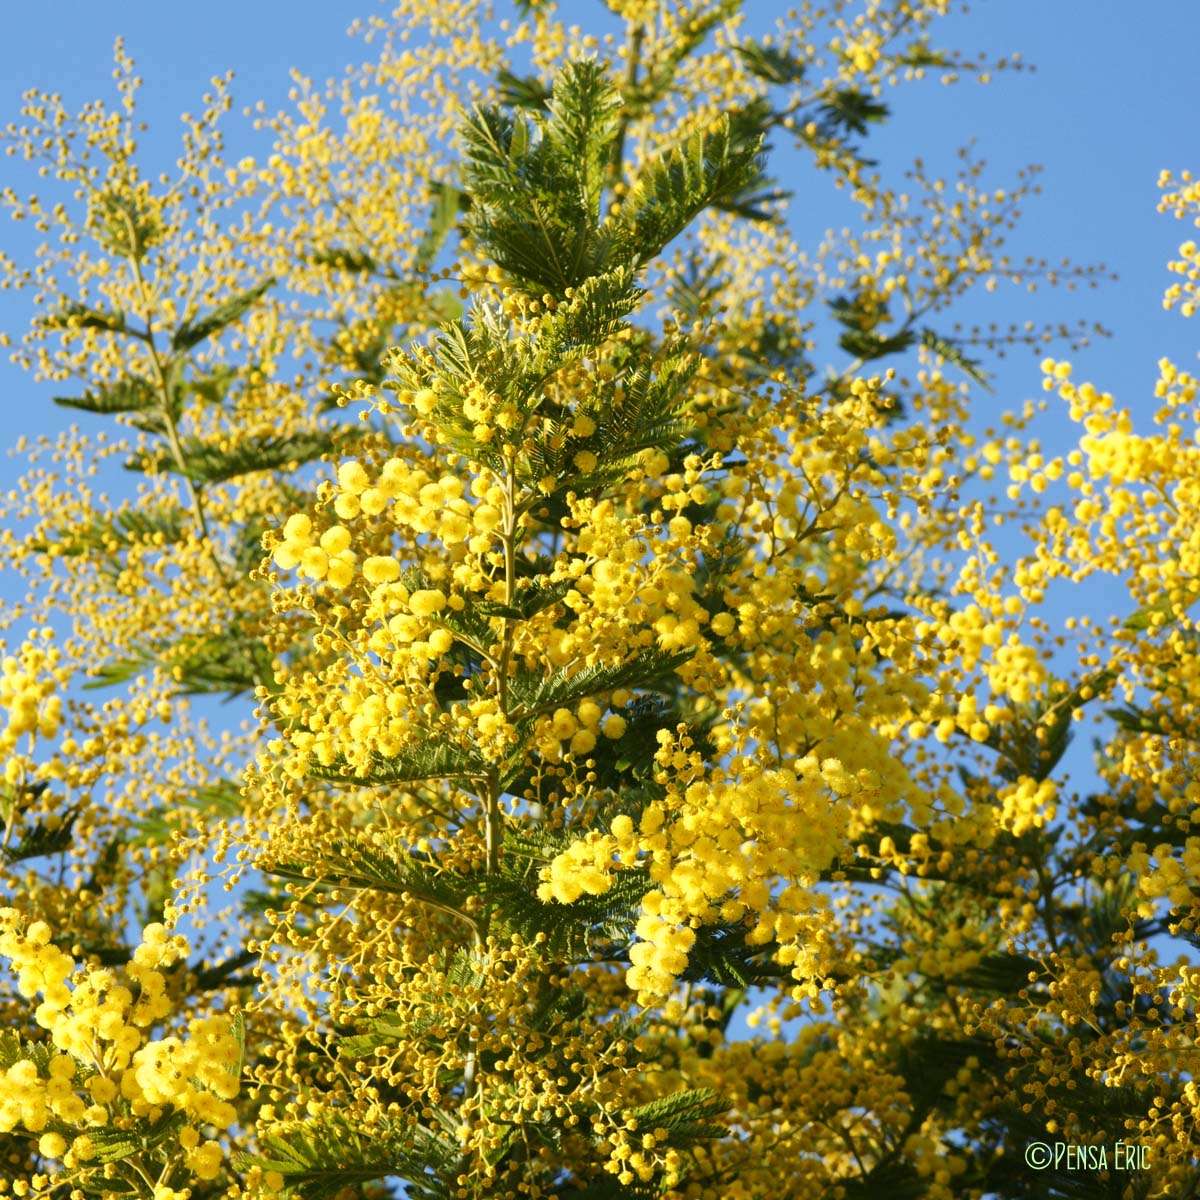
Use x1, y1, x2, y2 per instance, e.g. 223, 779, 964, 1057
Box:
359, 487, 390, 517
336, 461, 371, 495
427, 628, 455, 654
472, 504, 502, 532
273, 512, 315, 570
538, 833, 619, 904
290, 525, 357, 586
601, 713, 627, 739
408, 589, 447, 617
38, 1131, 67, 1159
326, 557, 354, 588
550, 708, 577, 739
570, 729, 597, 755
320, 527, 351, 556
710, 612, 735, 637
610, 814, 635, 840
440, 512, 471, 543
363, 556, 401, 585
282, 514, 312, 541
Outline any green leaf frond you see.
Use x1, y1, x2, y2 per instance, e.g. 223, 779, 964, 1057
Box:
483, 828, 650, 959
460, 58, 768, 297
307, 741, 490, 789
170, 276, 275, 352
2, 804, 82, 865
52, 376, 156, 416
268, 834, 468, 911
127, 429, 340, 485
239, 1113, 459, 1200
460, 61, 622, 295
605, 116, 766, 271
506, 646, 695, 719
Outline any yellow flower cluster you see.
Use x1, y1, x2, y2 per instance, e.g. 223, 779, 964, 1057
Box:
548, 491, 719, 673
270, 456, 515, 612
620, 763, 851, 1004
1137, 838, 1200, 911
841, 31, 882, 75
272, 514, 357, 587
0, 630, 66, 766
984, 640, 1048, 707
127, 1017, 240, 1129
681, 1027, 926, 1195
1159, 169, 1200, 316
996, 775, 1058, 838
538, 830, 622, 904
1030, 357, 1200, 611
0, 914, 239, 1178
333, 457, 476, 547
533, 699, 628, 764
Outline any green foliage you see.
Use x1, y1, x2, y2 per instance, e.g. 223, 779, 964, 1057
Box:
484, 825, 649, 957
839, 326, 916, 362
676, 921, 789, 989
41, 299, 128, 334
460, 59, 767, 296
496, 68, 552, 111
416, 182, 469, 270
387, 266, 699, 494
268, 834, 472, 910
920, 328, 993, 390
830, 287, 914, 363
473, 577, 574, 621
623, 1088, 727, 1146
307, 245, 377, 273
85, 1110, 191, 1166
170, 277, 275, 352
31, 503, 189, 574
53, 377, 157, 417
506, 646, 695, 717
2, 804, 81, 865
307, 741, 490, 788
734, 41, 808, 86
0, 1029, 55, 1073
984, 667, 1117, 783
133, 778, 247, 845
607, 116, 767, 269
128, 429, 340, 484
82, 623, 267, 696
241, 1113, 461, 1200
816, 88, 889, 142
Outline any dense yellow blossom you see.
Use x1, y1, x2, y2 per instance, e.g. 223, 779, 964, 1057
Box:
0, 914, 239, 1187
1160, 169, 1200, 315
2, 1, 1195, 1196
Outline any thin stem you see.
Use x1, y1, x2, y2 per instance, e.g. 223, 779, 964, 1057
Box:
118, 206, 225, 581
606, 23, 645, 196
460, 461, 521, 1174
486, 460, 519, 879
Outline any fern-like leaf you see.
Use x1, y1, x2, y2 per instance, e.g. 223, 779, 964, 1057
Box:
507, 646, 694, 718
171, 277, 275, 351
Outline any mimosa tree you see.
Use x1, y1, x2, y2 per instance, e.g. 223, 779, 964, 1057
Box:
0, 3, 1196, 1198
